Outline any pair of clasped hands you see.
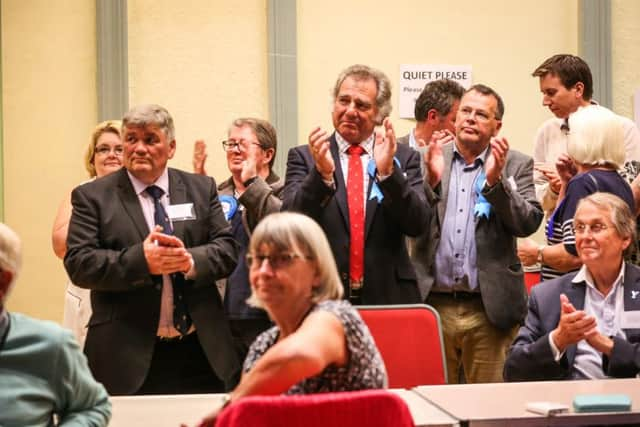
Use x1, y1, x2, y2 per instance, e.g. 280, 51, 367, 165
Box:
143, 225, 193, 276
308, 118, 397, 181
535, 154, 578, 194
552, 293, 613, 356
420, 129, 510, 189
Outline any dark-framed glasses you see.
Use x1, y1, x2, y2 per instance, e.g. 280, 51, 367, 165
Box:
222, 139, 264, 153
573, 222, 609, 235
458, 106, 495, 123
246, 252, 312, 269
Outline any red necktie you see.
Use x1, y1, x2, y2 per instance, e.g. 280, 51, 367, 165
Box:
347, 145, 365, 284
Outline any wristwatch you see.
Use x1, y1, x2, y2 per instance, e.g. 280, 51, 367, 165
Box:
537, 245, 546, 264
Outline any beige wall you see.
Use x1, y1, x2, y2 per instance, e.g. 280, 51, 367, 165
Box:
128, 0, 269, 181
612, 0, 640, 119
297, 0, 579, 157
2, 0, 97, 320
9, 0, 628, 321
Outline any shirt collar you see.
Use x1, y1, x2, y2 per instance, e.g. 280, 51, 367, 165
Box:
572, 262, 626, 295
128, 168, 170, 197
452, 143, 489, 169
408, 129, 417, 149
335, 131, 375, 156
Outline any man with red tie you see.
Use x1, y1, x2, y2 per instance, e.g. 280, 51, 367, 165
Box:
282, 64, 430, 305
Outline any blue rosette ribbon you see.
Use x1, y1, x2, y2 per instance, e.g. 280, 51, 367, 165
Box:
219, 195, 238, 221
473, 170, 492, 219
366, 157, 401, 203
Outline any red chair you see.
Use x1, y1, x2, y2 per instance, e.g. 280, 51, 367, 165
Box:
215, 390, 415, 427
357, 304, 447, 387
524, 271, 541, 295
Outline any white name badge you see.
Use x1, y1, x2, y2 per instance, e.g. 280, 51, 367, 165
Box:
167, 203, 196, 221
620, 310, 640, 329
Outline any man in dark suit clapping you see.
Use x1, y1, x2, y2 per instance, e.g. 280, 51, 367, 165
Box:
282, 64, 430, 305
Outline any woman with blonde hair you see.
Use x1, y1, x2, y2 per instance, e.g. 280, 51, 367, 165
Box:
52, 120, 123, 346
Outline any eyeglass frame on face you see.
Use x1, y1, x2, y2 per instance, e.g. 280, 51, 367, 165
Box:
573, 221, 610, 235
246, 252, 313, 270
458, 106, 497, 123
95, 145, 124, 157
222, 139, 266, 153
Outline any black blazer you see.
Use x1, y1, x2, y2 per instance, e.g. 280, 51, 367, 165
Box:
282, 134, 430, 304
64, 168, 241, 394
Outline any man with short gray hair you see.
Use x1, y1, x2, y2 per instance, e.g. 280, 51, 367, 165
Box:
0, 223, 111, 426
65, 104, 241, 395
283, 64, 430, 305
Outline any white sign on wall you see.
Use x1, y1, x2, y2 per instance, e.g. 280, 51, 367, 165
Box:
398, 64, 473, 119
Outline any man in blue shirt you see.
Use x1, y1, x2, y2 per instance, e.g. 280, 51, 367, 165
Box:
0, 222, 111, 427
411, 84, 543, 383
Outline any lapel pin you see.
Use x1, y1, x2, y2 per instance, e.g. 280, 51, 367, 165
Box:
631, 290, 639, 300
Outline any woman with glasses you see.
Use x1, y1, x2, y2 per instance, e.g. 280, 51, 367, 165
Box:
191, 212, 387, 426
518, 106, 634, 281
51, 120, 123, 347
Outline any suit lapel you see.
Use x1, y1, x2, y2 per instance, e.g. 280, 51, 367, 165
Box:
330, 136, 350, 230
117, 169, 149, 240
438, 143, 455, 226
364, 173, 378, 239
563, 278, 586, 365
168, 169, 187, 240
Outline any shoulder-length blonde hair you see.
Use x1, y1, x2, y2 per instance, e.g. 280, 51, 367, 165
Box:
567, 105, 625, 169
246, 212, 343, 308
84, 120, 122, 177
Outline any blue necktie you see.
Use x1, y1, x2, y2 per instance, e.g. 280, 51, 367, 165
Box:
145, 185, 192, 335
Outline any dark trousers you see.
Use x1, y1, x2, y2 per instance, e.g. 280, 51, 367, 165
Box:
136, 332, 225, 395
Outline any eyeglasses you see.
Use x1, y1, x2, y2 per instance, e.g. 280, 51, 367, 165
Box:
573, 222, 609, 235
95, 146, 124, 157
458, 107, 496, 123
222, 139, 265, 153
246, 252, 312, 270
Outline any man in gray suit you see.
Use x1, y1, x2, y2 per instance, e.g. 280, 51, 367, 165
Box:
397, 79, 464, 154
412, 84, 543, 383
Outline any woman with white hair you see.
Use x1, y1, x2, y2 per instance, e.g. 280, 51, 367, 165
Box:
524, 105, 635, 280
192, 212, 387, 426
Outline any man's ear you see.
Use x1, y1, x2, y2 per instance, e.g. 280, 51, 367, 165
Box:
573, 82, 585, 99
426, 109, 439, 123
263, 148, 275, 166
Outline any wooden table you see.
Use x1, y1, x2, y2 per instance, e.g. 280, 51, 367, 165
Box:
414, 378, 640, 426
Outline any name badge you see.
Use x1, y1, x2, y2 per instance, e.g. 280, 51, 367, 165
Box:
620, 310, 640, 329
167, 203, 196, 221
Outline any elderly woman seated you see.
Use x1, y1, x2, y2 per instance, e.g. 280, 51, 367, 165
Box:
193, 212, 387, 425
505, 192, 640, 381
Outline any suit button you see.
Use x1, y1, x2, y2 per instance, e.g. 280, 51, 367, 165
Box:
341, 272, 348, 281
155, 284, 161, 291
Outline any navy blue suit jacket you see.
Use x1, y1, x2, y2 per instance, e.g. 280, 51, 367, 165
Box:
282, 134, 430, 304
504, 263, 640, 381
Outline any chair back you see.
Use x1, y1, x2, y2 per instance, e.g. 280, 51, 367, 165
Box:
357, 304, 447, 387
215, 390, 414, 427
